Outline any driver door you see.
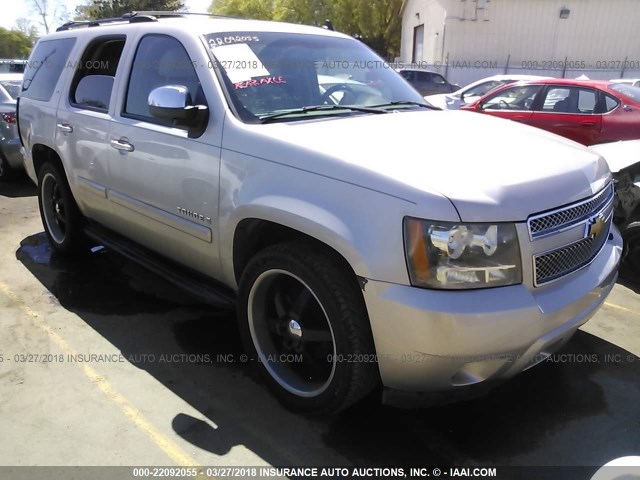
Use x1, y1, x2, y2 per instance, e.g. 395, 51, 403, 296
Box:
106, 34, 222, 277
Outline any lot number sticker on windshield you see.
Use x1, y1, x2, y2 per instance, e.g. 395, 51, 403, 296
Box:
212, 43, 270, 83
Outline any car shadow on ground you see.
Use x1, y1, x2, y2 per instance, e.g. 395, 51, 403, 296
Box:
617, 275, 640, 295
15, 232, 640, 475
0, 174, 37, 198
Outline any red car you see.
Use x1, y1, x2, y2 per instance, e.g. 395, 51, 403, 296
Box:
461, 79, 640, 145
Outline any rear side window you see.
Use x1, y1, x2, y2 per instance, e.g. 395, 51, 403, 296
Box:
70, 36, 125, 111
22, 38, 76, 102
603, 94, 620, 112
540, 87, 598, 114
577, 89, 597, 113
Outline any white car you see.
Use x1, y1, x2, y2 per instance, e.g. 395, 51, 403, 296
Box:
425, 74, 551, 110
590, 140, 640, 275
611, 78, 640, 88
19, 13, 621, 413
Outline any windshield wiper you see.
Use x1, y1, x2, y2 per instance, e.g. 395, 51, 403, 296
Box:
260, 104, 387, 123
369, 101, 441, 111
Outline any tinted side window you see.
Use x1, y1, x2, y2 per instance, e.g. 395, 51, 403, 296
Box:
22, 38, 76, 102
465, 80, 502, 97
432, 74, 447, 84
399, 70, 415, 82
70, 36, 125, 111
0, 61, 26, 73
125, 35, 205, 123
416, 71, 431, 82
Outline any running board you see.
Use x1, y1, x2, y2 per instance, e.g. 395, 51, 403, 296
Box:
84, 224, 236, 310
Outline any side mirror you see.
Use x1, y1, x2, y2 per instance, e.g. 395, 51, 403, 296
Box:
148, 85, 208, 129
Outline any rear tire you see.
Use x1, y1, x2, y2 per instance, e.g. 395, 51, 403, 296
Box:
621, 220, 640, 278
237, 242, 379, 414
37, 163, 85, 255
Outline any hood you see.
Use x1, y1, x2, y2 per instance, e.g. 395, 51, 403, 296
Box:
240, 110, 611, 222
590, 140, 640, 173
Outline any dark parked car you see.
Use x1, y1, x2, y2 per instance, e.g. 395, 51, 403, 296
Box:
0, 73, 23, 180
397, 68, 459, 96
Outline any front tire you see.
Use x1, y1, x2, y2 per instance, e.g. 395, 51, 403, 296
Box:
37, 163, 85, 255
238, 242, 379, 414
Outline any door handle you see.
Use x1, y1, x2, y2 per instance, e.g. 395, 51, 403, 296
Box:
581, 121, 597, 127
512, 116, 527, 122
110, 138, 135, 152
56, 123, 73, 134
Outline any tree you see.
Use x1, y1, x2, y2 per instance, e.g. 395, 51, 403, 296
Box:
29, 0, 69, 34
210, 0, 403, 59
14, 18, 39, 44
0, 27, 34, 59
209, 0, 275, 20
76, 0, 186, 20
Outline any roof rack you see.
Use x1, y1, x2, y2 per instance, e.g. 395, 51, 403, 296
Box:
56, 11, 234, 32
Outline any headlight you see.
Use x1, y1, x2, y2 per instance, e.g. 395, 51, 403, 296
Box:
403, 217, 522, 289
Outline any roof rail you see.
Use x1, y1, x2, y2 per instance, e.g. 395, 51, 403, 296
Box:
56, 11, 235, 31
56, 13, 155, 31
133, 11, 235, 19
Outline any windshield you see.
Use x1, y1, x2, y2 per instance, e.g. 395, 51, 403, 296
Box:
0, 81, 21, 99
205, 31, 425, 123
609, 83, 640, 102
464, 80, 506, 98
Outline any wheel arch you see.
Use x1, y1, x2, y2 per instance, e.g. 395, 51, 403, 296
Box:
229, 203, 371, 291
32, 144, 65, 179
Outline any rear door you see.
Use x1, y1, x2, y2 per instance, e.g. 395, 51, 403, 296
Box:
601, 85, 640, 142
54, 35, 127, 224
528, 85, 602, 145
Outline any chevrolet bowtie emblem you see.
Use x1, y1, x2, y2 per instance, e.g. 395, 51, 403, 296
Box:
586, 214, 606, 239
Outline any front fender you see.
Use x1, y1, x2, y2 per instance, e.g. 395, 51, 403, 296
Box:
226, 198, 368, 282
217, 151, 416, 288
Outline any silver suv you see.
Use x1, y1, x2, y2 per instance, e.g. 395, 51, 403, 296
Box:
18, 12, 622, 413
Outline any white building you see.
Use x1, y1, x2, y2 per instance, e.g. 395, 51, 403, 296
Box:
400, 0, 640, 85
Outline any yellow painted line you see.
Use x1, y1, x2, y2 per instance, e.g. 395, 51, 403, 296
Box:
0, 280, 202, 469
604, 301, 640, 317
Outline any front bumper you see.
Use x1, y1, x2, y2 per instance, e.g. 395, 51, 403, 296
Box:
362, 226, 622, 399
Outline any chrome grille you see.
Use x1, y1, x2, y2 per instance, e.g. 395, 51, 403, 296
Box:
534, 219, 610, 285
528, 184, 614, 239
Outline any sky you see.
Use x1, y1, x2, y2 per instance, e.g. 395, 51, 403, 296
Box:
1, 0, 213, 32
